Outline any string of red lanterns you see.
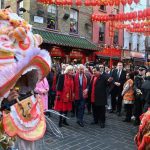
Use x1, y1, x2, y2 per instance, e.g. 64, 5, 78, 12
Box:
37, 0, 140, 6
112, 21, 150, 35
92, 8, 150, 22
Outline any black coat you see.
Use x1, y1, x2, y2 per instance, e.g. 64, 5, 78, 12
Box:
94, 74, 108, 106
110, 69, 126, 93
142, 77, 150, 105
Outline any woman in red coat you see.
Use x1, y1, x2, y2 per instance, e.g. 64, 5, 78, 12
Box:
54, 65, 74, 127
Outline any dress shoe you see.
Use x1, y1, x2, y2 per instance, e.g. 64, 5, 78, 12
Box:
123, 118, 131, 122
71, 113, 75, 118
133, 120, 140, 126
77, 121, 84, 127
63, 120, 69, 126
100, 123, 105, 128
91, 121, 98, 125
117, 112, 121, 117
109, 110, 114, 113
58, 122, 63, 127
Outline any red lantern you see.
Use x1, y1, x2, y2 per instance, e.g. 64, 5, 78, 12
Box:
138, 10, 143, 20
84, 0, 90, 6
75, 0, 82, 6
134, 0, 139, 4
127, 0, 132, 5
108, 1, 114, 6
67, 0, 73, 6
114, 0, 120, 6
121, 0, 127, 5
91, 0, 96, 6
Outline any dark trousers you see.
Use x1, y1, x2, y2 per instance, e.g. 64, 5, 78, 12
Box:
92, 103, 106, 123
75, 99, 85, 123
111, 89, 123, 113
133, 98, 143, 122
124, 104, 133, 121
86, 98, 92, 113
48, 90, 56, 109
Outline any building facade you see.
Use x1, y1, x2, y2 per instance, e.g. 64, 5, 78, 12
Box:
145, 0, 150, 66
93, 5, 124, 67
123, 1, 146, 69
19, 0, 97, 64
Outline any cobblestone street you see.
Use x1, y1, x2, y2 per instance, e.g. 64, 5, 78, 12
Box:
42, 112, 138, 150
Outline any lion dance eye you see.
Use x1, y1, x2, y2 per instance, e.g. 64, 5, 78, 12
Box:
18, 36, 30, 51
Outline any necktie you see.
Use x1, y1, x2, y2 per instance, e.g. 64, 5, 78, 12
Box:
118, 70, 121, 79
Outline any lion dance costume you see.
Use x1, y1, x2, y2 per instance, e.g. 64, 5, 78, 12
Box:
135, 108, 150, 150
0, 8, 52, 150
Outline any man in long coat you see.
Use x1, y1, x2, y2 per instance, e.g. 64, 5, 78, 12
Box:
90, 66, 109, 128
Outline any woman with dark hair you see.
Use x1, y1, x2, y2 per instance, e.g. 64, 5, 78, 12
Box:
122, 72, 135, 122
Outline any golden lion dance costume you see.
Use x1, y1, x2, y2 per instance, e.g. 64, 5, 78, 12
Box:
135, 108, 150, 150
0, 8, 57, 150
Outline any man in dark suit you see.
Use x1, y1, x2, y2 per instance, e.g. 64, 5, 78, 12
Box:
90, 65, 110, 128
110, 62, 126, 116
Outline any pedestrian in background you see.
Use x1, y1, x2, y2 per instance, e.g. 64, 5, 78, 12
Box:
122, 72, 135, 122
133, 66, 146, 126
35, 77, 49, 111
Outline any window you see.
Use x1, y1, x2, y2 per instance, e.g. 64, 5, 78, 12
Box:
99, 5, 106, 11
70, 9, 78, 34
113, 30, 119, 45
47, 5, 57, 30
137, 35, 140, 51
99, 23, 105, 42
114, 6, 119, 14
0, 0, 4, 8
17, 0, 24, 17
129, 43, 132, 51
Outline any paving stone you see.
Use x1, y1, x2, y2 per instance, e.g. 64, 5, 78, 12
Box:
43, 112, 138, 150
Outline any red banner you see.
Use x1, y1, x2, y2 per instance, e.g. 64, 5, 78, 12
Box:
50, 47, 64, 57
70, 51, 83, 58
95, 48, 121, 58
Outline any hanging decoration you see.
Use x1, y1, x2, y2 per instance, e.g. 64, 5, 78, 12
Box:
92, 8, 150, 22
37, 0, 140, 6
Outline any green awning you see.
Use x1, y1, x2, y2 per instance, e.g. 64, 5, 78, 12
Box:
33, 28, 97, 50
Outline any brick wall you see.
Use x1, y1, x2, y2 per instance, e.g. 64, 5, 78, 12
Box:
4, 0, 17, 12
28, 0, 93, 40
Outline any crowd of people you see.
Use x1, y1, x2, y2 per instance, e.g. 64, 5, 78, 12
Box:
36, 62, 150, 129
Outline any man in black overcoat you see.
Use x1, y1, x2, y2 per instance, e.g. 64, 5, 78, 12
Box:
90, 65, 110, 128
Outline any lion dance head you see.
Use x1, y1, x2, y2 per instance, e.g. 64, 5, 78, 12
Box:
0, 8, 51, 148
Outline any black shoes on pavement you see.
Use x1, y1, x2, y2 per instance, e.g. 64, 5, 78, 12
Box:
77, 121, 84, 127
100, 123, 105, 128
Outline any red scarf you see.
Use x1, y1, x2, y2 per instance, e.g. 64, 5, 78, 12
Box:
91, 76, 97, 103
74, 73, 87, 100
51, 75, 56, 91
62, 74, 74, 102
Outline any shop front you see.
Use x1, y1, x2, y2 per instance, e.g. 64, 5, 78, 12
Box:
33, 28, 98, 65
69, 50, 86, 64
130, 51, 145, 66
49, 46, 65, 64
94, 48, 121, 67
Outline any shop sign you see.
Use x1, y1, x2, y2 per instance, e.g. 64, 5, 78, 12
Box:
34, 16, 44, 24
50, 47, 64, 57
123, 50, 131, 59
70, 50, 83, 58
95, 48, 121, 58
130, 52, 145, 59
